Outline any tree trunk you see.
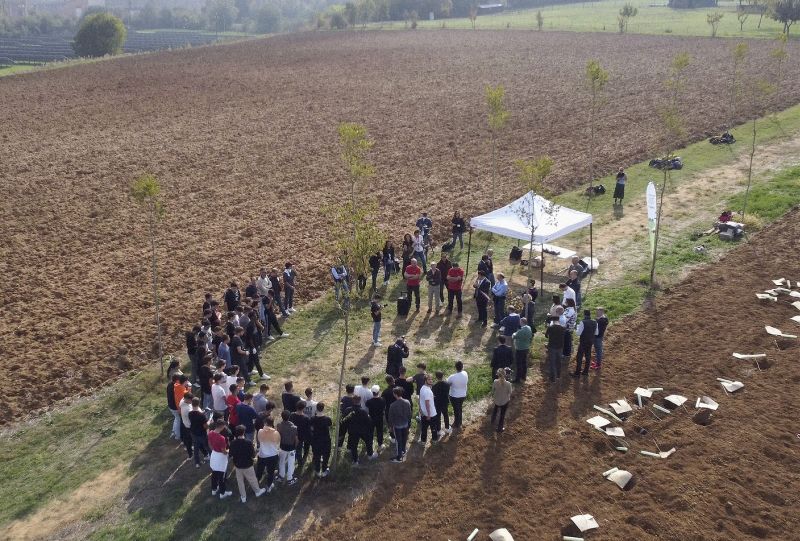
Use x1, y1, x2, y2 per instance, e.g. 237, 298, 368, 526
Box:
332, 309, 349, 469
491, 133, 497, 206
149, 204, 164, 376
589, 93, 595, 189
649, 168, 668, 288
741, 115, 757, 219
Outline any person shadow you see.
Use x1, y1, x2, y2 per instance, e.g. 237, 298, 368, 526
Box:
613, 202, 624, 219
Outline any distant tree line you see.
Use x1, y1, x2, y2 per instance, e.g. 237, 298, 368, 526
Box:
0, 13, 76, 37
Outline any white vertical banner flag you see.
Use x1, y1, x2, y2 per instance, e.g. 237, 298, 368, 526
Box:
646, 181, 657, 257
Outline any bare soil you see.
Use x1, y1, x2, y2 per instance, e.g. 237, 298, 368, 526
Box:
308, 206, 800, 540
2, 30, 800, 424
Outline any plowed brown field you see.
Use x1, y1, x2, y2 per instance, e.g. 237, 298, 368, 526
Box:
1, 30, 799, 425
308, 207, 800, 541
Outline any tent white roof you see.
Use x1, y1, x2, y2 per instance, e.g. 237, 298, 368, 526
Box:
469, 192, 592, 244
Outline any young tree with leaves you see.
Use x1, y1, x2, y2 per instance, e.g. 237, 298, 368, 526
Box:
741, 78, 775, 220
536, 10, 543, 30
736, 7, 749, 31
585, 60, 609, 190
329, 123, 385, 469
131, 174, 166, 375
485, 84, 510, 206
650, 52, 690, 288
729, 42, 748, 128
707, 12, 724, 37
514, 157, 556, 282
770, 0, 800, 34
617, 3, 637, 34
468, 5, 477, 29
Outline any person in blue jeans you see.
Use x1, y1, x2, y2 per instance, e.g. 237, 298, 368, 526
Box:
187, 397, 211, 467
451, 211, 465, 249
370, 295, 384, 347
594, 307, 609, 369
412, 230, 427, 273
387, 388, 411, 463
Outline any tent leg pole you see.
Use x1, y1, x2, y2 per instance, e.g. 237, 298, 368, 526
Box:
465, 229, 472, 277
590, 223, 593, 273
540, 242, 544, 317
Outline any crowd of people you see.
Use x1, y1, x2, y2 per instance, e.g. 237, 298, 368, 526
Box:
167, 212, 608, 503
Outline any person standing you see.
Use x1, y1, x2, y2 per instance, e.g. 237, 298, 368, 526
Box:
224, 282, 241, 313
593, 307, 609, 370
354, 376, 373, 410
388, 387, 411, 462
255, 416, 281, 491
559, 282, 576, 307
245, 277, 259, 300
491, 273, 508, 326
431, 371, 451, 436
198, 355, 215, 410
368, 251, 381, 292
289, 401, 312, 473
416, 212, 433, 244
382, 240, 396, 285
491, 368, 513, 432
566, 269, 582, 307
211, 373, 228, 420
451, 210, 465, 249
256, 269, 272, 299
309, 402, 333, 478
208, 419, 234, 500
404, 257, 423, 311
425, 264, 442, 313
446, 261, 464, 317
230, 425, 266, 503
485, 249, 495, 285
385, 337, 409, 378
523, 280, 538, 323
562, 298, 577, 360
245, 313, 268, 381
179, 393, 195, 459
217, 334, 231, 368
491, 336, 513, 378
499, 305, 521, 338
544, 316, 566, 383
613, 167, 627, 205
186, 327, 199, 386
411, 230, 427, 273
573, 309, 598, 377
283, 262, 298, 314
447, 361, 468, 429
253, 384, 272, 415
418, 375, 438, 445
366, 385, 386, 449
370, 294, 383, 347
235, 394, 259, 441
167, 374, 181, 440
346, 396, 376, 465
473, 271, 491, 327
263, 291, 289, 339
330, 261, 349, 301
436, 253, 452, 304
401, 234, 414, 278
276, 410, 298, 485
188, 397, 210, 468
512, 318, 534, 383
230, 327, 250, 385
281, 381, 301, 413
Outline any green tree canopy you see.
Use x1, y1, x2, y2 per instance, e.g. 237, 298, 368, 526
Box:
72, 12, 126, 57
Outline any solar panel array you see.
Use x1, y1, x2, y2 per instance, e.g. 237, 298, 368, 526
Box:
0, 31, 221, 64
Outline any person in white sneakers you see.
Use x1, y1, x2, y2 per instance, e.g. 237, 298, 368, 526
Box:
255, 417, 281, 492
208, 419, 233, 500
283, 262, 298, 313
276, 410, 298, 485
418, 375, 438, 445
229, 425, 266, 502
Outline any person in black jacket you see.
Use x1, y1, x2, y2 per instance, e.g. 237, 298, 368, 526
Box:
385, 338, 409, 378
573, 310, 598, 377
431, 371, 451, 435
186, 326, 199, 385
473, 271, 491, 327
281, 381, 301, 412
224, 282, 240, 312
491, 336, 513, 378
365, 385, 386, 448
289, 401, 311, 473
368, 251, 381, 292
544, 316, 566, 383
229, 425, 266, 503
451, 211, 465, 249
345, 396, 375, 464
309, 402, 333, 477
337, 384, 355, 448
380, 376, 396, 438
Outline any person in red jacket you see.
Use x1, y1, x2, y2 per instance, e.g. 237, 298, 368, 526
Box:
404, 258, 423, 311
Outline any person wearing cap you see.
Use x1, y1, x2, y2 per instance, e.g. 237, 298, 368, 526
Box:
387, 387, 411, 462
365, 385, 386, 449
473, 270, 491, 327
573, 309, 598, 377
283, 262, 298, 314
593, 307, 609, 370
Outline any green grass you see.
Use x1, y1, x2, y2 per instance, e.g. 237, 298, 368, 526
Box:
386, 0, 789, 38
728, 164, 800, 220
0, 64, 41, 77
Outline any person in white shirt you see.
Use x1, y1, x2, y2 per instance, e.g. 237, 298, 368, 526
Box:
256, 269, 272, 298
447, 361, 469, 429
559, 282, 576, 306
354, 376, 373, 412
418, 375, 438, 444
211, 374, 228, 418
331, 263, 349, 301
412, 230, 427, 273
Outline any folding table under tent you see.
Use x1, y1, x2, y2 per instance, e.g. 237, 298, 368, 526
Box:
467, 192, 594, 308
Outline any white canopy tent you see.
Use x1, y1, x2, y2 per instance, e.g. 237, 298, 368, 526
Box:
466, 192, 594, 305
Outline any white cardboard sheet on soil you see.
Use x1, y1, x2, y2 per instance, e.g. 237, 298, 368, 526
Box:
489, 528, 514, 541
696, 396, 719, 410
634, 387, 653, 398
718, 378, 744, 392
664, 394, 688, 407
607, 470, 633, 489
609, 399, 633, 415
766, 325, 797, 338
571, 514, 599, 532
587, 415, 611, 429
605, 427, 625, 437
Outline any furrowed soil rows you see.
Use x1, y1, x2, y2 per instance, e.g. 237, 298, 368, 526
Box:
1, 31, 799, 424
308, 208, 800, 540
